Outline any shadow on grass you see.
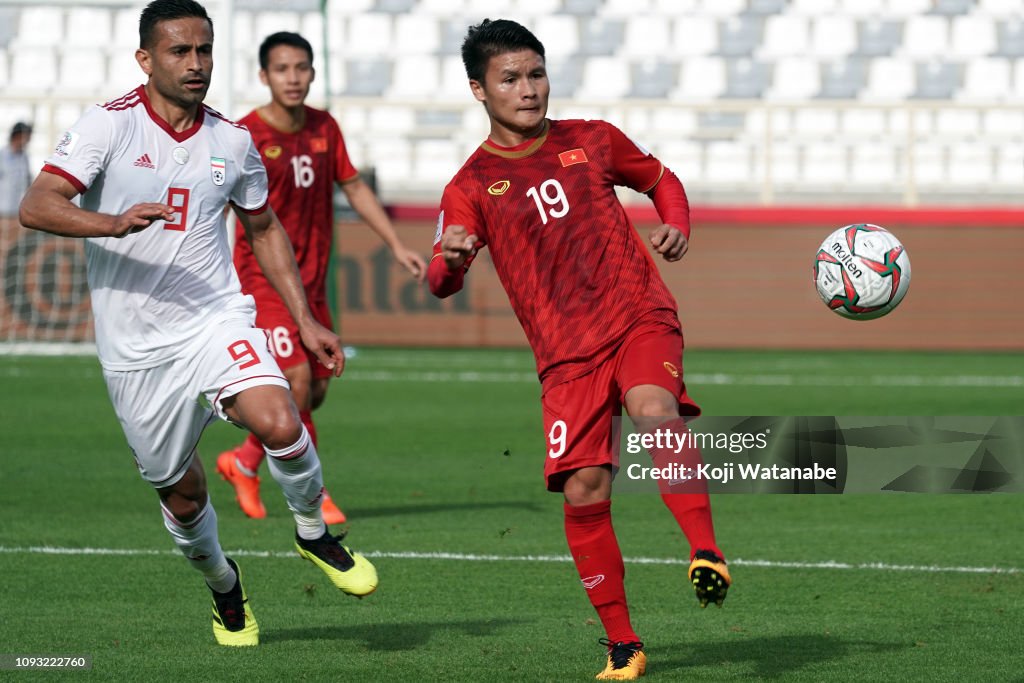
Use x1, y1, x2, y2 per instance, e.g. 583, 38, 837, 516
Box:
341, 501, 544, 519
264, 617, 528, 650
649, 634, 911, 679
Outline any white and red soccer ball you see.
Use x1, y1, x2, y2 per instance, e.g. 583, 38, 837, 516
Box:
813, 224, 911, 320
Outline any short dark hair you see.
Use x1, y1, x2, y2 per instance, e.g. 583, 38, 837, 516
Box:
10, 122, 32, 141
258, 32, 314, 70
461, 19, 545, 83
139, 0, 213, 50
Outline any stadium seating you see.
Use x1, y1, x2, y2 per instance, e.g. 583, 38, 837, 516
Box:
8, 48, 58, 95
818, 59, 868, 99
10, 7, 63, 48
811, 16, 858, 58
0, 0, 1020, 203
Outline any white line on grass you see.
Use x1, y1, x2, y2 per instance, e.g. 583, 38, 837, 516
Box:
0, 342, 97, 356
0, 545, 1018, 575
2, 360, 1020, 389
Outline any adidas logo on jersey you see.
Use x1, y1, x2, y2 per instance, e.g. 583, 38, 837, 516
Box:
133, 153, 155, 169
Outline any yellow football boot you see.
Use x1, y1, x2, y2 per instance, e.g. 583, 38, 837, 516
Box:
688, 550, 731, 608
210, 558, 259, 646
596, 639, 646, 680
295, 531, 378, 597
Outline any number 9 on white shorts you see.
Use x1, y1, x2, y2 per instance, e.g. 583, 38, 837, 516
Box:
102, 321, 289, 488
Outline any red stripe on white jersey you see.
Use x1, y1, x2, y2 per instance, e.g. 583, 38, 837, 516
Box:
103, 87, 142, 111
204, 106, 247, 131
230, 199, 268, 216
42, 163, 87, 194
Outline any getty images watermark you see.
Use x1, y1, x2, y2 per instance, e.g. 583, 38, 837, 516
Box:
613, 417, 1024, 494
623, 427, 836, 485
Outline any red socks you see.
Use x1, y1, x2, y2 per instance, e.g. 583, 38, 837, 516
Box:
660, 491, 721, 561
235, 433, 264, 472
564, 500, 638, 644
648, 418, 722, 560
300, 410, 317, 447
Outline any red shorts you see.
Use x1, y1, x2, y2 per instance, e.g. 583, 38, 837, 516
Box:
253, 294, 335, 380
541, 322, 700, 492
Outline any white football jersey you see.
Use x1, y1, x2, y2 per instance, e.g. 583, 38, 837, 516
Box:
44, 86, 269, 370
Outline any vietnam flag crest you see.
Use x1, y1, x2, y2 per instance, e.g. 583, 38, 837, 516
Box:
558, 148, 589, 167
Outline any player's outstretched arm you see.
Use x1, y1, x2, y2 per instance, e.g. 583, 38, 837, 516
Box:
19, 172, 174, 238
341, 177, 426, 282
236, 205, 344, 376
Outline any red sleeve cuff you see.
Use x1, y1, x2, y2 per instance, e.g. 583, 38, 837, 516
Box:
42, 164, 87, 194
428, 253, 465, 298
230, 199, 268, 216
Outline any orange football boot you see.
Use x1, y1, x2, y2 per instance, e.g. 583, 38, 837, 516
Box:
216, 449, 267, 519
321, 490, 347, 525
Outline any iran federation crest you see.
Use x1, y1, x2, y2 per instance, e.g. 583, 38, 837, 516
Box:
210, 156, 226, 186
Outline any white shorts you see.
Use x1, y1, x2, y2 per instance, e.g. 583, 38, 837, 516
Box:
103, 320, 290, 488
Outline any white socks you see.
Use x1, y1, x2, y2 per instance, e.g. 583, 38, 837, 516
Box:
264, 426, 327, 540
162, 428, 327, 593
161, 497, 235, 593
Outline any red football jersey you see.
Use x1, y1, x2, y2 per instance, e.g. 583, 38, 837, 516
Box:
234, 106, 358, 303
434, 119, 681, 387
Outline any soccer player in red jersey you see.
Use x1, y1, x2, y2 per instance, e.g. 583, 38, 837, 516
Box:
218, 32, 426, 523
429, 19, 731, 680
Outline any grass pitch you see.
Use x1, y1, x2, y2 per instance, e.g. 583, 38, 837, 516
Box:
1, 348, 1022, 681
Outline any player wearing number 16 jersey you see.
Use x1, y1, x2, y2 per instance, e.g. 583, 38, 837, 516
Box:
19, 0, 377, 649
429, 19, 731, 680
217, 32, 426, 524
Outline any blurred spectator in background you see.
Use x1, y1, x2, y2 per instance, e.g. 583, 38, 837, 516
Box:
0, 122, 33, 215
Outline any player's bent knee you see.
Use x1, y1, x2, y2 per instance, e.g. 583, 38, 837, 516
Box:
246, 397, 305, 450
563, 466, 612, 506
161, 494, 206, 524
563, 487, 611, 506
624, 385, 679, 423
630, 398, 678, 419
232, 389, 304, 449
254, 415, 304, 451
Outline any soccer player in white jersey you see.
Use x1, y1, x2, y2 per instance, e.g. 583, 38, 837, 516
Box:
18, 0, 377, 647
